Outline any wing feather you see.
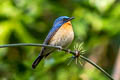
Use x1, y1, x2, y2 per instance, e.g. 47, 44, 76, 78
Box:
40, 23, 63, 56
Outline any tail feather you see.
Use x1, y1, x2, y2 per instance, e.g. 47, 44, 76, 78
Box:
32, 55, 44, 69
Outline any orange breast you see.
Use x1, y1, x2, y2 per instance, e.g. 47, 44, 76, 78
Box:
60, 21, 73, 31
49, 21, 74, 47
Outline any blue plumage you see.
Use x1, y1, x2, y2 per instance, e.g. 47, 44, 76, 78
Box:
32, 16, 74, 69
44, 16, 70, 44
53, 16, 70, 26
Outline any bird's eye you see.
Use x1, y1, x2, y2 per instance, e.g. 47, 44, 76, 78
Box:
63, 18, 68, 21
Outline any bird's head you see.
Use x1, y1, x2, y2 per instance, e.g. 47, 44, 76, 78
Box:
53, 16, 74, 26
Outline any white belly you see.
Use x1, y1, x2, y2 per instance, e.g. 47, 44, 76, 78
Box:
49, 22, 74, 48
42, 21, 74, 56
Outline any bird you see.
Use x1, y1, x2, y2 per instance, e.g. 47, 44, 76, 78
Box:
32, 16, 74, 69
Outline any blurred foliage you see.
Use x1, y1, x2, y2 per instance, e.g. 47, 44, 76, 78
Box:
0, 0, 120, 80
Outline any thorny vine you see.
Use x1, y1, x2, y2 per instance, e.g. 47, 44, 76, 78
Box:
0, 43, 114, 80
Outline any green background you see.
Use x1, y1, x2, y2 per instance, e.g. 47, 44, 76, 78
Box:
0, 0, 120, 80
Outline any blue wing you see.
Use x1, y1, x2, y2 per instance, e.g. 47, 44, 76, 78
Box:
32, 23, 62, 68
44, 23, 62, 44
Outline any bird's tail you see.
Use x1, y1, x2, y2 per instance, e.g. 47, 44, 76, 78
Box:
32, 55, 44, 69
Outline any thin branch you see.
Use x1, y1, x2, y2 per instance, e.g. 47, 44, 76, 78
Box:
0, 43, 61, 48
0, 43, 114, 80
80, 55, 114, 80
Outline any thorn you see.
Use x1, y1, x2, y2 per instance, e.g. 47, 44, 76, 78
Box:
67, 56, 74, 66
76, 58, 78, 64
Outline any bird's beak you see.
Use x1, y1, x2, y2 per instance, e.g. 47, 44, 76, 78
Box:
68, 17, 75, 21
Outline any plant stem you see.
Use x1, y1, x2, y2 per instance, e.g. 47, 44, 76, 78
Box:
0, 43, 61, 48
0, 43, 114, 80
80, 55, 114, 80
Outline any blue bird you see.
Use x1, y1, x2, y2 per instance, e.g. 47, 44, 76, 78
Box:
32, 16, 74, 69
